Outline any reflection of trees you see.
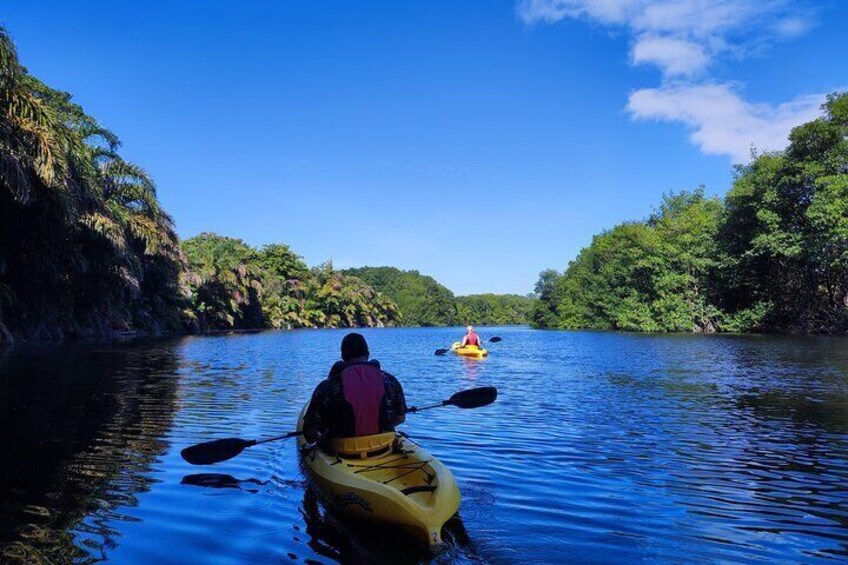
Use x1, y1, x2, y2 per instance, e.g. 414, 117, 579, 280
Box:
737, 391, 848, 433
0, 340, 180, 563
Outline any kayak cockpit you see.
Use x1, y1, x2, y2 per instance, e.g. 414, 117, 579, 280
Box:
329, 432, 395, 458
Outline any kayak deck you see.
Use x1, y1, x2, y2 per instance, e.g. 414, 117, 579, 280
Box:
297, 405, 460, 546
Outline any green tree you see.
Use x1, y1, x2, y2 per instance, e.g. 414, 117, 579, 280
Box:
456, 294, 536, 325
181, 235, 401, 331
718, 92, 848, 331
343, 266, 458, 326
534, 189, 723, 332
531, 269, 564, 328
181, 234, 265, 329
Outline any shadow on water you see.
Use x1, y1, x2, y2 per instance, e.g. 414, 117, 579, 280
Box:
180, 473, 269, 492
0, 340, 181, 563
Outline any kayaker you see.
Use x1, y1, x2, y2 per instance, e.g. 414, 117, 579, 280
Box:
302, 332, 407, 445
460, 325, 482, 349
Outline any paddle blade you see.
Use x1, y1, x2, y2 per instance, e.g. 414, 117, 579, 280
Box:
447, 386, 498, 409
488, 336, 502, 343
435, 348, 450, 356
181, 438, 256, 465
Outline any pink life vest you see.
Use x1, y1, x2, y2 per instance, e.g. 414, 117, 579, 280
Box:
340, 363, 386, 436
466, 332, 480, 346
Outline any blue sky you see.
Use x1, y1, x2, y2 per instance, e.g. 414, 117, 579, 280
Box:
3, 1, 846, 294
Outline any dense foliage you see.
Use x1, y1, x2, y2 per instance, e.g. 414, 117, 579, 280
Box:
533, 190, 723, 332
456, 294, 535, 326
182, 234, 400, 330
343, 267, 458, 326
0, 27, 183, 343
534, 93, 848, 333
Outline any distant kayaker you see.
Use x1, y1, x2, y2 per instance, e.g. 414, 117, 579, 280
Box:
460, 325, 482, 349
302, 332, 407, 444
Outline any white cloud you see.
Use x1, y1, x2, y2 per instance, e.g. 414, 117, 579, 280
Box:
773, 16, 810, 38
626, 84, 825, 163
631, 36, 708, 76
517, 0, 827, 163
517, 0, 805, 77
517, 0, 638, 25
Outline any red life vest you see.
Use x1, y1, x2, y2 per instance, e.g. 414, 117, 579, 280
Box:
340, 363, 386, 436
466, 332, 480, 346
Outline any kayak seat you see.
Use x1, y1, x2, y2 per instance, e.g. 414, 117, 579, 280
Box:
329, 432, 396, 459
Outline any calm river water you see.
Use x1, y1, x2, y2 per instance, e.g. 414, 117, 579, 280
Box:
2, 327, 848, 563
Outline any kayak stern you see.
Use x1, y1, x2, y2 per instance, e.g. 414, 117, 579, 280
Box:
451, 342, 488, 359
297, 405, 461, 547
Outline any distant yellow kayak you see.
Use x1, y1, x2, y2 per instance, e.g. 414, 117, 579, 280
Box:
451, 342, 488, 359
296, 404, 461, 546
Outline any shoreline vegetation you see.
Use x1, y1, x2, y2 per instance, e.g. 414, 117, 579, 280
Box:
1, 25, 846, 344
532, 92, 848, 334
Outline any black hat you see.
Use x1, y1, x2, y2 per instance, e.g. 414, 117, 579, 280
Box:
341, 332, 369, 361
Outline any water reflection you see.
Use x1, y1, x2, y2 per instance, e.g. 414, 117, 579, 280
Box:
0, 340, 181, 563
460, 357, 483, 382
737, 390, 848, 433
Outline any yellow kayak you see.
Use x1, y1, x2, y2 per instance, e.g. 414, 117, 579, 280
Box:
451, 342, 488, 359
296, 404, 461, 546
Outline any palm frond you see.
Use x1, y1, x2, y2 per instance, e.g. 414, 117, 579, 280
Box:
0, 151, 32, 203
81, 211, 128, 252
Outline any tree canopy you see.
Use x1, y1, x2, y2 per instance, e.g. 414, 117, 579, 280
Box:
181, 234, 400, 331
456, 294, 535, 326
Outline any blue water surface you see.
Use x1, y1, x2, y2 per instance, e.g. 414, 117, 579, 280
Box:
2, 327, 847, 563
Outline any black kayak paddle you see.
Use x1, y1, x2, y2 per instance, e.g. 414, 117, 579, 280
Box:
406, 386, 497, 412
435, 336, 502, 356
180, 386, 498, 466
180, 431, 302, 466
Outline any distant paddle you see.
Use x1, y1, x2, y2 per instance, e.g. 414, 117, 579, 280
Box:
180, 431, 302, 466
180, 387, 498, 465
435, 336, 502, 355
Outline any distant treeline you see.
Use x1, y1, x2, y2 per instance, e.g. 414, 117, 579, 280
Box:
344, 266, 536, 326
533, 92, 848, 334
